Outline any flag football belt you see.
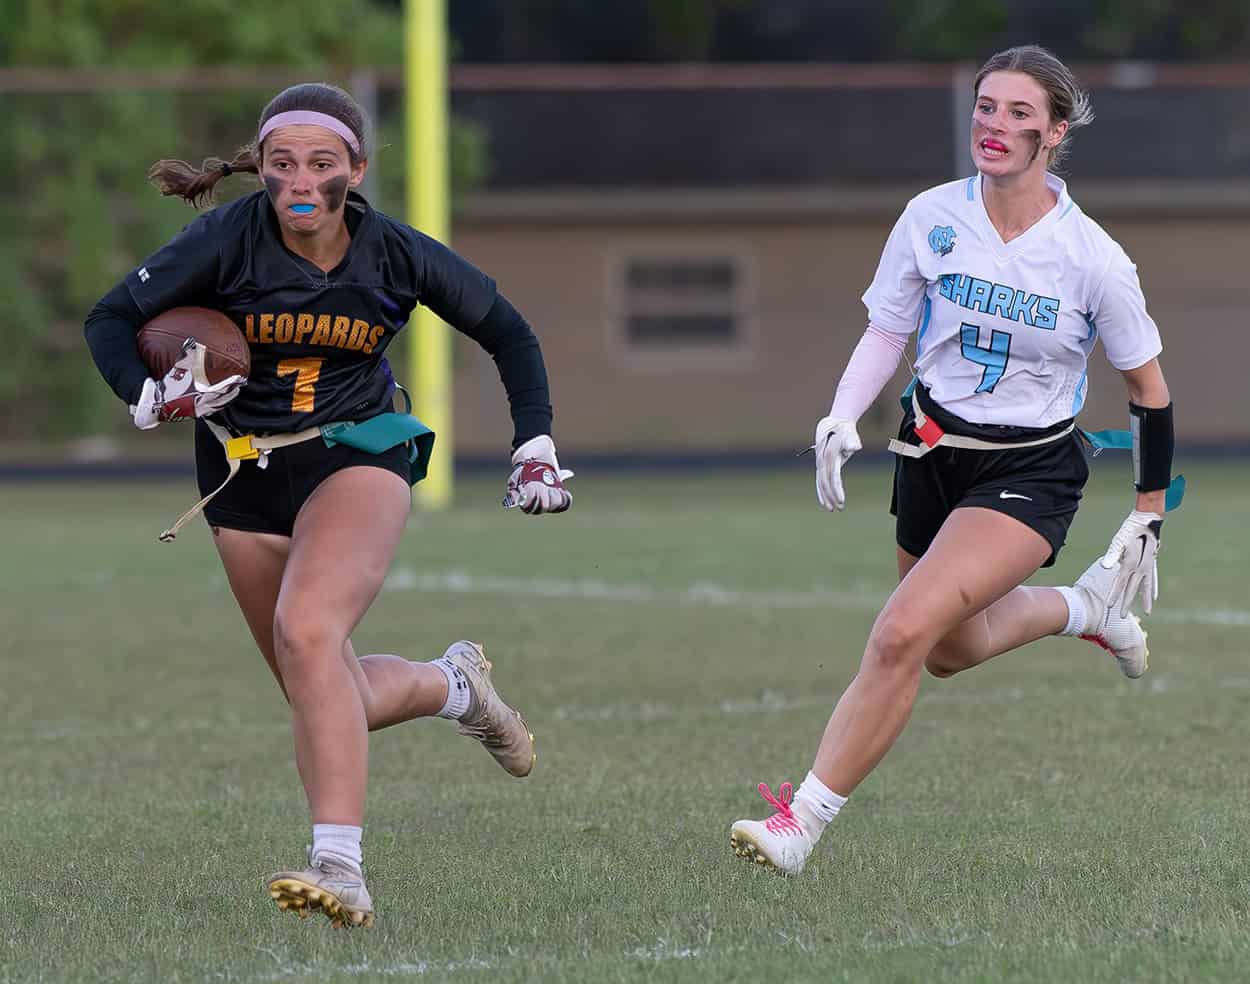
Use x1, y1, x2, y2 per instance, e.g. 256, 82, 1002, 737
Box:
157, 412, 435, 543
889, 378, 1185, 511
887, 391, 1075, 459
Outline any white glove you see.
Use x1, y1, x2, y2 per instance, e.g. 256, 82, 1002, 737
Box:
1098, 510, 1163, 616
129, 340, 245, 430
814, 415, 862, 512
503, 435, 574, 515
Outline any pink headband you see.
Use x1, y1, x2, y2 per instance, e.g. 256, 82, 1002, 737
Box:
257, 110, 361, 155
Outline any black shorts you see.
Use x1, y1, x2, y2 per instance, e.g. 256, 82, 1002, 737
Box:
194, 419, 411, 537
889, 390, 1089, 568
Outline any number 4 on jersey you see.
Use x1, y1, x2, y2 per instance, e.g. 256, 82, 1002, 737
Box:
960, 323, 1012, 393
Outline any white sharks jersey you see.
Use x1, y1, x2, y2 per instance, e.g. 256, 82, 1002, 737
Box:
862, 173, 1162, 428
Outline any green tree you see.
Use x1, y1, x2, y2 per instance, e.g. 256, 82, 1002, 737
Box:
645, 0, 753, 60
1082, 0, 1250, 58
1, 0, 483, 439
886, 0, 1008, 60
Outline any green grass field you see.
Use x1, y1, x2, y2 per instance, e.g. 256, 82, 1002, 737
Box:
3, 460, 1249, 983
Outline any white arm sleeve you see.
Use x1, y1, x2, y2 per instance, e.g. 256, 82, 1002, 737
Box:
1090, 246, 1163, 371
829, 324, 908, 422
861, 206, 927, 336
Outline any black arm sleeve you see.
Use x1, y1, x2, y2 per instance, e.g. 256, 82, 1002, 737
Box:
413, 229, 498, 331
459, 293, 554, 449
83, 280, 150, 405
84, 209, 223, 406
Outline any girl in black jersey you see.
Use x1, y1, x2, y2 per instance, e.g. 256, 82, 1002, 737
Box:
85, 83, 571, 928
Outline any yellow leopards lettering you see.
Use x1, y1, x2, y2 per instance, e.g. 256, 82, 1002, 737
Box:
294, 313, 316, 344
244, 313, 387, 354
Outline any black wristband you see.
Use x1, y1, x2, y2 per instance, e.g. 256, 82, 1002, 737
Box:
1129, 401, 1174, 492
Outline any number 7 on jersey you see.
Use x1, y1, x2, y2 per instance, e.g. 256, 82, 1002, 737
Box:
277, 357, 324, 412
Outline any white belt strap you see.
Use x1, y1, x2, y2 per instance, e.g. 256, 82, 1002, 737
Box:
158, 420, 324, 542
888, 393, 1076, 459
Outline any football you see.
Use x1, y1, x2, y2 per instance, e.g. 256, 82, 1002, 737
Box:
137, 307, 250, 383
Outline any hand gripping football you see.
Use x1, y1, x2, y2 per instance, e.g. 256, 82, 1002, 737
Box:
137, 307, 250, 383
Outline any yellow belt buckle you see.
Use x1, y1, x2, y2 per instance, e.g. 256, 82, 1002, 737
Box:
225, 435, 260, 461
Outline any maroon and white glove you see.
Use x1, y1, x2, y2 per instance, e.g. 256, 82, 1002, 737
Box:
129, 339, 246, 430
503, 435, 573, 514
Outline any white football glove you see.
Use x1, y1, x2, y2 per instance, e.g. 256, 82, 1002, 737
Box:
1098, 510, 1163, 616
129, 339, 245, 430
814, 415, 862, 512
503, 435, 574, 515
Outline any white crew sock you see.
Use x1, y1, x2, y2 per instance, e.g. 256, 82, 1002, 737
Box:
311, 823, 363, 874
433, 656, 472, 720
1055, 586, 1087, 636
792, 771, 848, 843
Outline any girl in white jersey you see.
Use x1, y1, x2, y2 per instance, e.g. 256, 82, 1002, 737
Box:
730, 46, 1176, 876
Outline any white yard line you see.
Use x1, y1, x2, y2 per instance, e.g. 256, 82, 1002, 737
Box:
1153, 608, 1250, 627
384, 567, 882, 610
256, 957, 492, 980
254, 941, 706, 980
7, 572, 1242, 745
384, 567, 1250, 627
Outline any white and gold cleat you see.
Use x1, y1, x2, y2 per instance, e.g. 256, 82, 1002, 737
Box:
267, 856, 374, 929
442, 640, 536, 777
1073, 558, 1150, 678
730, 782, 814, 876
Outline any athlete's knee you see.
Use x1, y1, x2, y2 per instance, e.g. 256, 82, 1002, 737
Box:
272, 606, 344, 674
924, 647, 968, 679
923, 628, 986, 678
864, 610, 929, 674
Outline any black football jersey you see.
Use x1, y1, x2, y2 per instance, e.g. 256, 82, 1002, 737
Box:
124, 190, 497, 435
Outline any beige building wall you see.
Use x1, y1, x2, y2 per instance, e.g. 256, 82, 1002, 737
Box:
448, 190, 1248, 454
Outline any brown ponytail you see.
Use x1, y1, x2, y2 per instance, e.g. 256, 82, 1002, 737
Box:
147, 146, 259, 209
148, 83, 370, 209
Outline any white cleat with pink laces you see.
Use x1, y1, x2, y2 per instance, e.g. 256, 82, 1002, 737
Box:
730, 782, 814, 876
1072, 557, 1149, 679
